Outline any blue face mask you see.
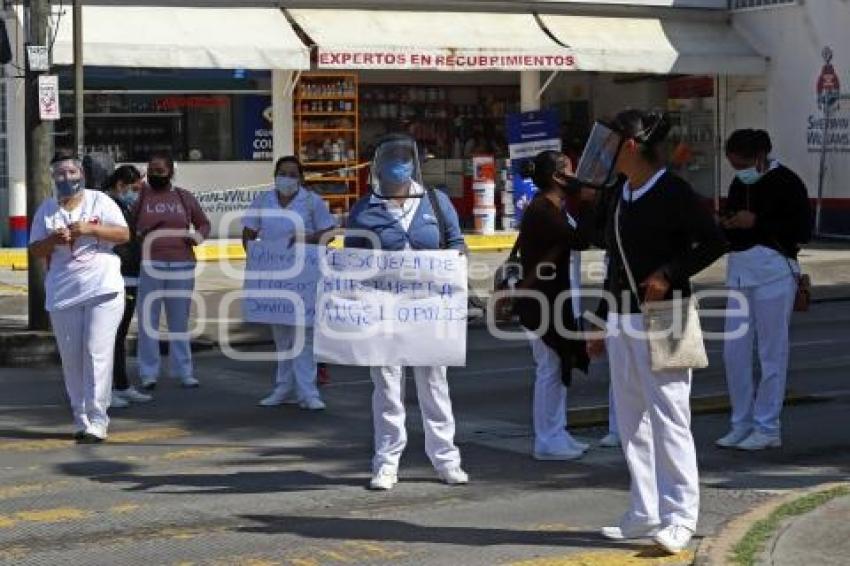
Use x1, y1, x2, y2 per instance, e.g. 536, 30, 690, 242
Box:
275, 176, 300, 196
379, 160, 414, 187
119, 191, 139, 208
55, 179, 83, 200
736, 167, 763, 185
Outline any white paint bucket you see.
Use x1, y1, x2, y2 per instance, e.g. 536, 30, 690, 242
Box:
473, 206, 497, 235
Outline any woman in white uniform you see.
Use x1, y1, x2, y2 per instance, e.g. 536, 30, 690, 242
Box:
586, 110, 727, 554
345, 134, 469, 490
242, 156, 337, 410
717, 130, 811, 451
29, 155, 130, 442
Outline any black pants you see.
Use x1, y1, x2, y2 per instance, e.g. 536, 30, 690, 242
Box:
113, 286, 137, 391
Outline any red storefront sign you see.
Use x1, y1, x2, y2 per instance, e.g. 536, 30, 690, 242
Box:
317, 49, 576, 71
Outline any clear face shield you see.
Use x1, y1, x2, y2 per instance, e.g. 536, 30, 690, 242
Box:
370, 136, 424, 199
574, 121, 625, 189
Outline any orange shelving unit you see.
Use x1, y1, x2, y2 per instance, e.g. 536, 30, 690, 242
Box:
294, 72, 360, 213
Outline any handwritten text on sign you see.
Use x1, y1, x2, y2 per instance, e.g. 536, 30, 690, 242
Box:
242, 242, 322, 326
314, 249, 468, 367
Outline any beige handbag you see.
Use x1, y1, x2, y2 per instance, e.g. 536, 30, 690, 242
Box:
614, 203, 708, 372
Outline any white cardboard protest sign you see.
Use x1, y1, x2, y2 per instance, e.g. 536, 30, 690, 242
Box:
242, 241, 322, 326
314, 248, 468, 367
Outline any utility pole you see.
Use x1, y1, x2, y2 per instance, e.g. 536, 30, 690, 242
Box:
25, 0, 53, 331
73, 0, 83, 155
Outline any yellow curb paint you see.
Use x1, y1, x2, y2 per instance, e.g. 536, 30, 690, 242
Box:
0, 545, 29, 561
287, 559, 321, 566
1, 233, 516, 270
507, 549, 695, 566
0, 517, 15, 528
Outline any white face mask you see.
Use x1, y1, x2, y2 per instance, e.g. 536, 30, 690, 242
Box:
275, 176, 299, 196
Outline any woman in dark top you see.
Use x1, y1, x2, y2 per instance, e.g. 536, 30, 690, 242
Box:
106, 165, 152, 408
515, 151, 596, 461
587, 110, 727, 555
717, 129, 811, 451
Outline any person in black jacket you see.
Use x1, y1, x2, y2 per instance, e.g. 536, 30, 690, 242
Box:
515, 151, 597, 461
105, 165, 153, 408
716, 130, 811, 451
586, 110, 727, 554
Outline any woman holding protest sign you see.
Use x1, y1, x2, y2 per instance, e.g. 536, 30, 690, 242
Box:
134, 152, 211, 391
29, 153, 130, 442
515, 150, 597, 461
581, 110, 726, 554
242, 156, 337, 410
344, 134, 469, 491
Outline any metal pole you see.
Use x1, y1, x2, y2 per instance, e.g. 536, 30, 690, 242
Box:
815, 102, 831, 237
24, 0, 53, 331
73, 0, 83, 155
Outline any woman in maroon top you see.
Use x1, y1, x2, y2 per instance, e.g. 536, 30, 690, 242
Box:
134, 152, 211, 391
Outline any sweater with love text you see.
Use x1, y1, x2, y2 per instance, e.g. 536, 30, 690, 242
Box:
133, 185, 211, 262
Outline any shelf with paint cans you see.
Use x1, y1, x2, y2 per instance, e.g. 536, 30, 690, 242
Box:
295, 72, 361, 213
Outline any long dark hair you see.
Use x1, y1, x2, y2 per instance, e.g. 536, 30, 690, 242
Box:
611, 109, 672, 165
725, 129, 772, 159
520, 150, 566, 192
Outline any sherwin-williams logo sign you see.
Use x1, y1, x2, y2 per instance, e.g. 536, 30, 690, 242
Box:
808, 46, 849, 153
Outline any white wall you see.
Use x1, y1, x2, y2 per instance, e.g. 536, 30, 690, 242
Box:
733, 2, 850, 213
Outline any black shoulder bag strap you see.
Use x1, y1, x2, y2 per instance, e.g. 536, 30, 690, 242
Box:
426, 187, 449, 250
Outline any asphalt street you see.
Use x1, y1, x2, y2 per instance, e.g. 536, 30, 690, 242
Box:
1, 293, 849, 565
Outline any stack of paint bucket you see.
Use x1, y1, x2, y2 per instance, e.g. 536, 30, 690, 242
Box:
501, 162, 516, 230
472, 155, 496, 235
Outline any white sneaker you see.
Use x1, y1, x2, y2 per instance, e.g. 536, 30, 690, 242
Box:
599, 432, 621, 448
258, 388, 299, 407
600, 523, 660, 541
736, 430, 782, 451
110, 392, 130, 409
369, 467, 398, 490
117, 387, 153, 404
140, 376, 157, 390
715, 428, 753, 448
81, 423, 108, 443
300, 397, 326, 411
653, 524, 694, 554
533, 447, 585, 461
437, 466, 469, 485
180, 376, 200, 389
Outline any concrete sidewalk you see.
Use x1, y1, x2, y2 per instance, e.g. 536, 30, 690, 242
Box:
769, 493, 850, 566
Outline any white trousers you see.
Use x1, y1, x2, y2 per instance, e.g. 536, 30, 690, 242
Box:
50, 292, 125, 431
136, 263, 195, 380
529, 335, 573, 453
271, 324, 319, 402
370, 365, 461, 473
608, 384, 619, 436
723, 275, 796, 437
606, 313, 699, 531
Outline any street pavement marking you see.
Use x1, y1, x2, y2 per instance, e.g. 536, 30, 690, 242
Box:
0, 506, 90, 528
0, 426, 190, 453
506, 549, 695, 566
0, 481, 67, 500
185, 541, 409, 566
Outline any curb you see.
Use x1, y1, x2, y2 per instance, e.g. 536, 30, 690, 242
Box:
0, 234, 518, 270
567, 391, 825, 430
692, 482, 850, 566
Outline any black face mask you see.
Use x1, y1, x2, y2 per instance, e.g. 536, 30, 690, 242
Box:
148, 174, 171, 190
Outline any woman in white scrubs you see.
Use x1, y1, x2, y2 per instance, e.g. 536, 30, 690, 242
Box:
242, 156, 337, 410
29, 155, 130, 443
718, 130, 811, 451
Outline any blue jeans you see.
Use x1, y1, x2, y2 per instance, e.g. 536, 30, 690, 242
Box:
136, 262, 196, 380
